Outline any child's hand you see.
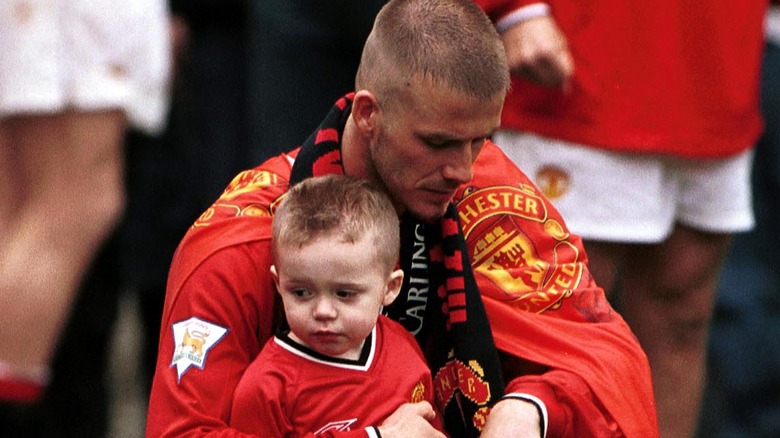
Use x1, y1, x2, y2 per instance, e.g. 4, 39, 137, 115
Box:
378, 402, 445, 438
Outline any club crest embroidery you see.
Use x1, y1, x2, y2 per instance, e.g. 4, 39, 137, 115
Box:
456, 185, 581, 313
535, 165, 571, 200
411, 381, 426, 403
193, 169, 283, 227
170, 317, 228, 381
434, 356, 492, 431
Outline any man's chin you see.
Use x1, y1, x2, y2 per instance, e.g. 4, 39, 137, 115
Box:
410, 203, 449, 223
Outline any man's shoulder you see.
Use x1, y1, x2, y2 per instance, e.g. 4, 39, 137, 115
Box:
163, 153, 295, 305
196, 155, 294, 225
181, 151, 296, 247
471, 140, 534, 186
458, 140, 540, 209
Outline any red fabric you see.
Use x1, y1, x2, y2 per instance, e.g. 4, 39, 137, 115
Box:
458, 142, 658, 437
147, 155, 293, 438
230, 317, 443, 436
477, 0, 766, 158
477, 0, 541, 22
0, 377, 45, 403
146, 139, 657, 436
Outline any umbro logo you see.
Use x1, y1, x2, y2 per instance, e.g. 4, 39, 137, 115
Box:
314, 418, 357, 434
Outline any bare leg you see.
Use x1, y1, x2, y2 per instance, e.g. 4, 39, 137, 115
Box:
580, 240, 627, 296
587, 225, 731, 438
0, 124, 19, 235
0, 110, 126, 380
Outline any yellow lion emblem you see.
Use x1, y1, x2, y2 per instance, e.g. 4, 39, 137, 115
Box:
181, 329, 209, 358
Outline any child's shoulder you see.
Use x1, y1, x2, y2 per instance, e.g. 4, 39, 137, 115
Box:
377, 315, 424, 355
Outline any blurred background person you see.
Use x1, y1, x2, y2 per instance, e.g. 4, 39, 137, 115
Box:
0, 0, 238, 435
476, 1, 768, 437
0, 0, 170, 410
701, 3, 780, 437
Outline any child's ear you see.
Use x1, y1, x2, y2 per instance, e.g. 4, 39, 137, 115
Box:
382, 269, 404, 306
270, 265, 281, 290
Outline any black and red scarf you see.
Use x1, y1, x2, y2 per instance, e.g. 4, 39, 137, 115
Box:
290, 94, 504, 437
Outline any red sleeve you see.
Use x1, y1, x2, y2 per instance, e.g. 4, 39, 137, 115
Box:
458, 142, 659, 437
145, 237, 275, 438
504, 372, 621, 437
473, 0, 547, 22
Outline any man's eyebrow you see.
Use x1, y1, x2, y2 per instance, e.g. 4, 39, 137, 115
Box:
419, 132, 456, 141
419, 130, 496, 143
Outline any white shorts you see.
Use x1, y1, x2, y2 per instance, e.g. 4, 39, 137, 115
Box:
493, 131, 755, 243
0, 0, 170, 133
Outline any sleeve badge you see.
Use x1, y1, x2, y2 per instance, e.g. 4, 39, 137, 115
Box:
170, 317, 228, 381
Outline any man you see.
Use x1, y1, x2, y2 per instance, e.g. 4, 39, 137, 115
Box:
146, 1, 657, 437
476, 1, 767, 436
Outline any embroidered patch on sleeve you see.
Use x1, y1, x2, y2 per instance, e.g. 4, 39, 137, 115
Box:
170, 317, 228, 381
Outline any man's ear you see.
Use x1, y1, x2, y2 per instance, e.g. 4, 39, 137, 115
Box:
351, 90, 381, 139
382, 269, 405, 306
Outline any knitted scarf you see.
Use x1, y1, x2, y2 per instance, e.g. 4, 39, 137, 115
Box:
289, 94, 504, 437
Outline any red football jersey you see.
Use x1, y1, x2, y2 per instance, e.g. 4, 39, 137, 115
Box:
477, 0, 766, 158
230, 316, 442, 436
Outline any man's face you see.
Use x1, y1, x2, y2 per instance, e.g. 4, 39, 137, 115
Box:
369, 78, 504, 222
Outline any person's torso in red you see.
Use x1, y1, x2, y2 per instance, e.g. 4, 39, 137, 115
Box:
480, 0, 767, 158
230, 316, 442, 436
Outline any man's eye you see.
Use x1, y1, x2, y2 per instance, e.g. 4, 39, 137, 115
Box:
424, 138, 451, 149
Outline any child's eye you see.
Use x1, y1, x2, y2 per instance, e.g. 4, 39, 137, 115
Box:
335, 290, 356, 299
292, 289, 312, 298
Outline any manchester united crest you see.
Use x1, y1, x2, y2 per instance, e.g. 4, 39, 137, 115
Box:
456, 185, 582, 313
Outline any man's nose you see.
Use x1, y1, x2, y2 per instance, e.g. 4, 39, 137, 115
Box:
441, 141, 476, 184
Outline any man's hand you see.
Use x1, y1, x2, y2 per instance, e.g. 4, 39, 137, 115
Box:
378, 402, 445, 438
501, 15, 573, 89
481, 398, 542, 438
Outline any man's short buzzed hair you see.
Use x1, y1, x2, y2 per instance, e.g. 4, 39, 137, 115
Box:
356, 0, 510, 105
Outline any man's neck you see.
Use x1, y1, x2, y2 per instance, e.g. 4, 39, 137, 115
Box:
340, 114, 407, 218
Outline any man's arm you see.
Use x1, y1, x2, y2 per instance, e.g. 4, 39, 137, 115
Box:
475, 1, 573, 88
146, 240, 275, 437
481, 398, 542, 438
460, 142, 659, 437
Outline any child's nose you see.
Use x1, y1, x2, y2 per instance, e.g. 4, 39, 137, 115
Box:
312, 297, 337, 320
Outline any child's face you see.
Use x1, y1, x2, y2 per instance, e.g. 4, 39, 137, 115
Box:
272, 232, 402, 360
